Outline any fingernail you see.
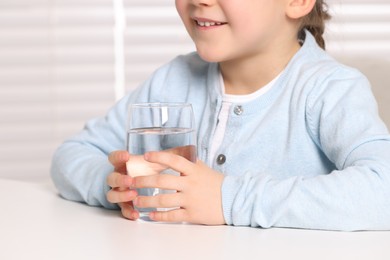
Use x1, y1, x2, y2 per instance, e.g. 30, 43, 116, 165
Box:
125, 176, 132, 184
133, 197, 138, 206
131, 211, 139, 219
129, 189, 137, 197
129, 178, 136, 189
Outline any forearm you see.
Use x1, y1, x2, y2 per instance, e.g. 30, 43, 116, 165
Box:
51, 141, 118, 209
222, 142, 390, 231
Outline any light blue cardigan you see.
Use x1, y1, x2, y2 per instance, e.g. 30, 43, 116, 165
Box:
51, 32, 390, 231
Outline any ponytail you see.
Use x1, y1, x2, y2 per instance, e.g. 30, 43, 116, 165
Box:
299, 0, 331, 50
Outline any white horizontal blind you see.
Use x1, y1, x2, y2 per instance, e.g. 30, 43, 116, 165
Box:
124, 0, 194, 93
326, 0, 390, 125
327, 0, 390, 54
0, 0, 115, 181
0, 0, 389, 181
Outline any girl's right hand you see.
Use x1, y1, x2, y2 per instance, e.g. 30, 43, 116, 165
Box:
106, 150, 139, 220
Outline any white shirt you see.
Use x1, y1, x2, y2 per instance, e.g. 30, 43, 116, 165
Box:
208, 72, 281, 165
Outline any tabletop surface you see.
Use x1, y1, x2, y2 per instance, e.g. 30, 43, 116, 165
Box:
1, 178, 390, 260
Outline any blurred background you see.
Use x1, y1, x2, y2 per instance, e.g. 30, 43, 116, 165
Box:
0, 0, 389, 182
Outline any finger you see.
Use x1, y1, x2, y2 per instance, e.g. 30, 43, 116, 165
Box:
108, 151, 130, 171
106, 188, 137, 203
106, 172, 134, 188
134, 174, 183, 191
118, 202, 139, 220
126, 155, 167, 177
134, 193, 183, 209
165, 145, 197, 162
144, 151, 193, 176
149, 209, 188, 223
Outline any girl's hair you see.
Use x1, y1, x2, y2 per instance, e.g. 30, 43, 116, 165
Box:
298, 0, 331, 50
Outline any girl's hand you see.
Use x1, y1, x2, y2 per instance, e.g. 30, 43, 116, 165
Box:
133, 151, 226, 225
106, 150, 139, 220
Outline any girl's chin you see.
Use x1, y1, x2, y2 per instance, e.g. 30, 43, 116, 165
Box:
196, 50, 226, 63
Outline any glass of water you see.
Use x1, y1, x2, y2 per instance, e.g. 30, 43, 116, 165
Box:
126, 103, 196, 221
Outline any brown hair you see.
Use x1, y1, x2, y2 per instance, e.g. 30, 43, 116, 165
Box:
298, 0, 331, 50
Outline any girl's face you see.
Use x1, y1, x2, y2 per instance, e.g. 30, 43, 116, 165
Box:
175, 0, 293, 63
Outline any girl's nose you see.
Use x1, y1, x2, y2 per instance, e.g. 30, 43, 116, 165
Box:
191, 0, 215, 7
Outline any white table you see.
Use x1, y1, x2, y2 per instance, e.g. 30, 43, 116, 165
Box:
1, 178, 389, 260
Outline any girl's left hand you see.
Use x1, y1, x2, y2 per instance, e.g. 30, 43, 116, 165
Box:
132, 151, 226, 225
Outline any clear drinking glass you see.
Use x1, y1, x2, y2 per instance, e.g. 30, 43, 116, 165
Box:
126, 103, 196, 221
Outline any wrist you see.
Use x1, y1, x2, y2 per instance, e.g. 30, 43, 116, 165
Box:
221, 175, 241, 225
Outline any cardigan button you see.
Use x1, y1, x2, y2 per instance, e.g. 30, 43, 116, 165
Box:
234, 105, 243, 115
216, 154, 226, 165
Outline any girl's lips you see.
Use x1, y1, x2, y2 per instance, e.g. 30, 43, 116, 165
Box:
193, 17, 227, 28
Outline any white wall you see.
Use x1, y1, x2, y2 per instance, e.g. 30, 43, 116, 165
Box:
0, 0, 389, 181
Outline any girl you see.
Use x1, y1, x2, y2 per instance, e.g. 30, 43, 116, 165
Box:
51, 0, 390, 231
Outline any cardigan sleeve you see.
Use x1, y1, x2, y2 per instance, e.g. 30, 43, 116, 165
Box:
50, 96, 130, 209
50, 53, 206, 208
221, 67, 390, 231
50, 64, 158, 208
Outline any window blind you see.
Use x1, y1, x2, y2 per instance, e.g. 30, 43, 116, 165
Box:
0, 0, 116, 181
124, 0, 194, 93
325, 0, 390, 125
0, 0, 389, 181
